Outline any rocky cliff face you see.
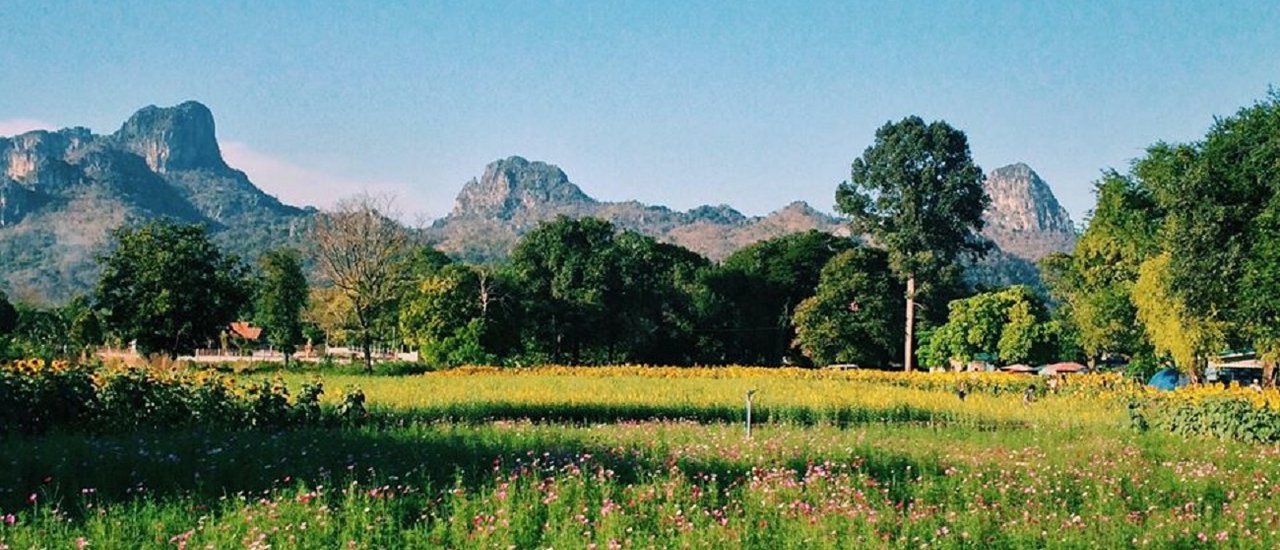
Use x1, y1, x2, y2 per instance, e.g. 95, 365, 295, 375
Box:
0, 101, 307, 302
112, 101, 227, 173
428, 157, 846, 262
450, 157, 595, 221
981, 163, 1076, 262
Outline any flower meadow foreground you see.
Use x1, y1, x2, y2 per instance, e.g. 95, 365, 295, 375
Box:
3, 362, 1280, 548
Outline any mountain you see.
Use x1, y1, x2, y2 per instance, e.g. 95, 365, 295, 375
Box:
0, 100, 1078, 301
431, 158, 1077, 290
962, 163, 1077, 290
0, 101, 308, 303
427, 156, 847, 262
981, 163, 1076, 262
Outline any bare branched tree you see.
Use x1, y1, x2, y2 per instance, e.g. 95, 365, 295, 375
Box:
310, 193, 412, 371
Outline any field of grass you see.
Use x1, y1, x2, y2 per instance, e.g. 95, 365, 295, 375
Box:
3, 365, 1280, 548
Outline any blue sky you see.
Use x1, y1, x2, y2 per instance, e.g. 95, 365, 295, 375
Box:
1, 1, 1277, 222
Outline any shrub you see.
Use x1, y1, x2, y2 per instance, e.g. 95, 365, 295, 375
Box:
0, 359, 358, 436
1133, 384, 1280, 443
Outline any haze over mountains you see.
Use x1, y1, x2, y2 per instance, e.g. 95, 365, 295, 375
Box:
0, 101, 1076, 303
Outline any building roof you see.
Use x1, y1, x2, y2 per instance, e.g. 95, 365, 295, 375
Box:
1041, 362, 1088, 374
229, 321, 262, 341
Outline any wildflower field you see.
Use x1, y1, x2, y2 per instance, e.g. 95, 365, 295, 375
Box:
4, 363, 1280, 548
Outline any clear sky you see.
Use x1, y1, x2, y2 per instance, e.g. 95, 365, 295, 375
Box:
2, 1, 1277, 222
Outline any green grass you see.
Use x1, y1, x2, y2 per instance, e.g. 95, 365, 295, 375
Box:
1, 370, 1278, 548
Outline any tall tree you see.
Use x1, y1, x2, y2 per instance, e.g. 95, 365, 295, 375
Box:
95, 221, 249, 358
836, 116, 989, 370
1123, 92, 1280, 380
1041, 172, 1162, 364
255, 249, 309, 366
310, 194, 413, 371
792, 247, 903, 367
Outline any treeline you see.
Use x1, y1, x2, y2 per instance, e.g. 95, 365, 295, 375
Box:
13, 90, 1277, 377
0, 115, 1075, 371
0, 214, 919, 369
1040, 90, 1280, 382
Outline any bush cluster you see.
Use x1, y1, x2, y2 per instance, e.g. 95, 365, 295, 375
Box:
1135, 393, 1280, 443
0, 359, 367, 436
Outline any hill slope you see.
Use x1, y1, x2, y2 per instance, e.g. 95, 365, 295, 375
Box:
0, 101, 308, 303
428, 156, 847, 262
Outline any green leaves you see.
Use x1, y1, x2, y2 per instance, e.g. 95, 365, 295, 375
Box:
401, 264, 507, 368
925, 286, 1057, 367
837, 116, 989, 277
792, 247, 903, 367
507, 216, 709, 365
836, 116, 988, 370
94, 221, 249, 358
255, 248, 309, 359
708, 231, 857, 365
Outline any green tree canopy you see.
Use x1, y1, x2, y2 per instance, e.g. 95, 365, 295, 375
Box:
923, 285, 1057, 368
836, 116, 989, 370
1242, 195, 1280, 368
95, 221, 250, 358
254, 248, 309, 365
1041, 172, 1162, 362
699, 230, 856, 365
792, 247, 904, 367
400, 263, 516, 368
1077, 91, 1280, 380
507, 216, 708, 365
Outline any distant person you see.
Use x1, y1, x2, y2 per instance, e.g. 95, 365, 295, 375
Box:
1250, 379, 1263, 393
955, 380, 968, 401
1046, 375, 1060, 395
1023, 385, 1036, 406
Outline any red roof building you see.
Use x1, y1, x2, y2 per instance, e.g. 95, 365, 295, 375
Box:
229, 321, 263, 341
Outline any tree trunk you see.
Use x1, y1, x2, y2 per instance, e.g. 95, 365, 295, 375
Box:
1265, 358, 1275, 388
904, 273, 916, 372
362, 335, 373, 373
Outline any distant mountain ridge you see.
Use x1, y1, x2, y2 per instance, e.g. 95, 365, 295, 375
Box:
0, 101, 307, 302
428, 156, 1076, 272
427, 156, 847, 262
0, 101, 1077, 302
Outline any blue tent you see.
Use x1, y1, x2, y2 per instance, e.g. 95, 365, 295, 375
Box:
1148, 368, 1189, 391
